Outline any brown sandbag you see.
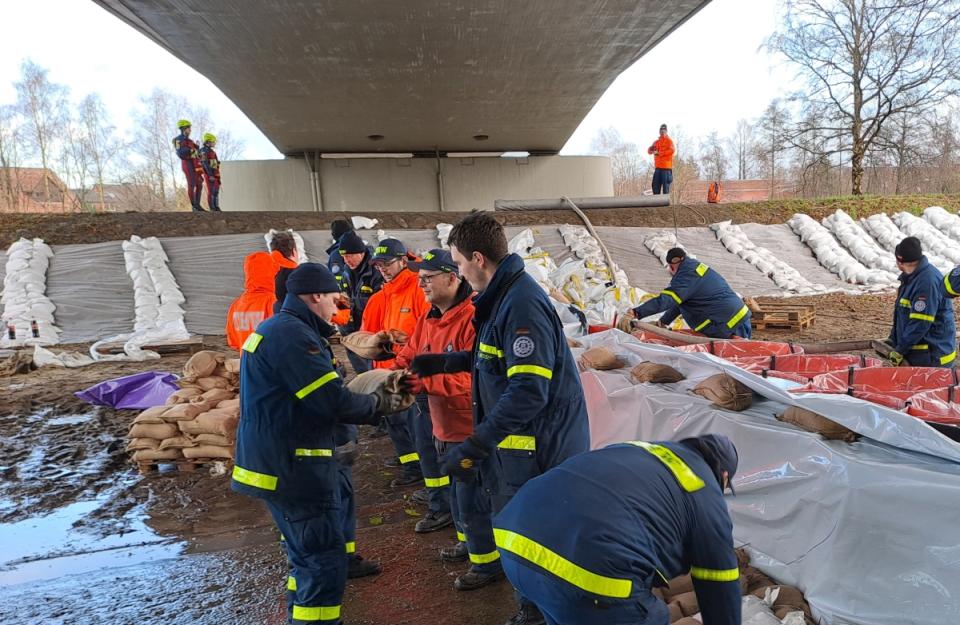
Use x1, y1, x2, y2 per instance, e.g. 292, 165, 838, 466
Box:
182, 444, 234, 459
196, 376, 232, 391
346, 369, 416, 412
180, 410, 240, 437
160, 402, 205, 422
192, 388, 234, 405
674, 619, 703, 625
735, 548, 751, 570
183, 350, 223, 378
192, 433, 233, 446
159, 436, 197, 450
342, 331, 396, 361
768, 586, 812, 619
129, 422, 179, 440
216, 397, 240, 410
666, 601, 683, 623
126, 438, 159, 451
565, 337, 582, 348
631, 362, 685, 383
671, 591, 699, 617
577, 346, 626, 370
224, 358, 240, 374
133, 406, 168, 424
778, 406, 858, 442
692, 373, 753, 411
207, 405, 240, 420
132, 448, 182, 462
663, 574, 694, 600
744, 569, 775, 594
166, 387, 203, 405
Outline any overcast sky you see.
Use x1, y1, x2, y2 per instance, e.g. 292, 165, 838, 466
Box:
0, 0, 794, 160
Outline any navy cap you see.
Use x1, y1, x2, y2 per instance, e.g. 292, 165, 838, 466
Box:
371, 238, 407, 263
408, 248, 459, 274
895, 236, 922, 263
338, 231, 366, 255
682, 434, 739, 495
285, 263, 341, 295
666, 247, 686, 264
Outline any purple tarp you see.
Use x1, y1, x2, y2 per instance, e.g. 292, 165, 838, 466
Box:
75, 371, 179, 410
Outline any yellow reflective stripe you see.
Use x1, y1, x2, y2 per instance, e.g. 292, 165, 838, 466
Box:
287, 576, 297, 591
295, 371, 339, 399
493, 528, 633, 598
909, 313, 935, 322
506, 365, 553, 379
498, 435, 537, 451
360, 286, 373, 293
625, 441, 705, 492
345, 541, 356, 554
726, 305, 749, 329
946, 274, 959, 297
478, 342, 505, 358
911, 344, 929, 351
294, 448, 333, 457
399, 452, 420, 464
470, 550, 502, 564
242, 332, 263, 353
941, 351, 957, 365
424, 475, 451, 488
690, 566, 740, 582
457, 531, 467, 543
695, 263, 709, 276
292, 605, 341, 621
899, 298, 912, 308
661, 289, 682, 304
232, 465, 278, 491
694, 319, 711, 332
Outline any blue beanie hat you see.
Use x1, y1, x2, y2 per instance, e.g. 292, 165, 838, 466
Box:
681, 434, 739, 494
285, 263, 341, 295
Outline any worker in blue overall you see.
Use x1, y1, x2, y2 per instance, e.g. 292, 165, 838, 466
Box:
325, 220, 354, 294
946, 265, 960, 301
494, 435, 742, 625
232, 263, 407, 624
628, 247, 751, 339
411, 212, 590, 625
886, 237, 957, 367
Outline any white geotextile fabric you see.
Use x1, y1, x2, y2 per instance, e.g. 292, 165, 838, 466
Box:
265, 229, 308, 263
0, 238, 60, 347
822, 210, 899, 273
575, 329, 960, 625
710, 221, 829, 295
893, 212, 960, 265
788, 214, 897, 287
922, 206, 960, 241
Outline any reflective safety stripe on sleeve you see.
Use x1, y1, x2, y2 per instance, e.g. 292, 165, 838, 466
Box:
506, 365, 553, 379
292, 604, 342, 622
345, 541, 356, 554
287, 576, 297, 591
909, 312, 935, 322
726, 305, 749, 329
911, 344, 929, 351
694, 319, 711, 332
478, 343, 505, 358
690, 566, 740, 582
295, 371, 339, 399
624, 441, 705, 492
661, 289, 682, 304
294, 448, 333, 457
941, 351, 957, 365
424, 475, 451, 488
242, 332, 263, 353
946, 274, 959, 297
232, 465, 278, 491
899, 298, 912, 308
399, 452, 420, 464
498, 435, 536, 451
493, 528, 633, 598
469, 550, 502, 564
695, 263, 709, 276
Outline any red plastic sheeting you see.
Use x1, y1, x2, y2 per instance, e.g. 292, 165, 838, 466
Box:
678, 340, 803, 357
805, 367, 958, 394
907, 388, 960, 425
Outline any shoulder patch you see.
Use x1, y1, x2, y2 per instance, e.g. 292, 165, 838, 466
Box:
513, 336, 535, 358
914, 300, 927, 312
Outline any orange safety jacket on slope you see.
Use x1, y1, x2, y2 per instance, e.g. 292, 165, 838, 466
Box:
360, 267, 430, 369
648, 135, 675, 170
226, 251, 280, 350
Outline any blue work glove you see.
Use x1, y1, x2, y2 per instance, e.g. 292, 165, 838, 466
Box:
410, 353, 449, 377
442, 436, 490, 481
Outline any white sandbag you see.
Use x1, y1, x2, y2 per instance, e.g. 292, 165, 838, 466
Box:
893, 211, 960, 265
788, 214, 897, 287
351, 216, 378, 230
922, 206, 960, 241
821, 210, 898, 273
436, 223, 452, 249
861, 213, 953, 273
0, 238, 62, 347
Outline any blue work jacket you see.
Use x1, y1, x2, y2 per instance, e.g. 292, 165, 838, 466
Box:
634, 257, 751, 339
339, 248, 383, 334
231, 294, 377, 504
493, 440, 741, 625
890, 257, 957, 367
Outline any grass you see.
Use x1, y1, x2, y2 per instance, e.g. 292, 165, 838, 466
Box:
715, 193, 960, 223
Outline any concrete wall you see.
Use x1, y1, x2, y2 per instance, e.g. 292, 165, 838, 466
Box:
220, 155, 612, 213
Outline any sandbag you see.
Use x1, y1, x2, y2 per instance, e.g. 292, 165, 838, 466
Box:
692, 373, 753, 411
224, 358, 240, 373
216, 397, 240, 410
578, 346, 626, 370
166, 387, 203, 405
631, 362, 685, 384
565, 337, 582, 348
183, 350, 223, 378
160, 402, 205, 422
667, 601, 683, 623
129, 422, 179, 440
126, 438, 159, 451
346, 369, 416, 412
767, 586, 812, 619
193, 388, 234, 405
777, 406, 859, 442
132, 448, 182, 462
180, 410, 240, 437
671, 591, 699, 616
744, 569, 775, 594
182, 445, 234, 459
195, 376, 232, 391
192, 433, 233, 446
159, 436, 197, 450
134, 406, 169, 424
674, 619, 703, 625
341, 331, 396, 360
663, 574, 694, 600
207, 404, 240, 419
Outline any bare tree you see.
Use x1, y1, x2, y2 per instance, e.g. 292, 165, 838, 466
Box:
928, 109, 960, 193
728, 119, 757, 180
872, 111, 926, 194
768, 0, 960, 195
699, 131, 729, 181
61, 111, 93, 211
588, 126, 650, 196
14, 59, 69, 203
0, 104, 27, 211
79, 94, 121, 211
212, 128, 246, 161
131, 88, 179, 208
757, 99, 791, 197
668, 128, 701, 204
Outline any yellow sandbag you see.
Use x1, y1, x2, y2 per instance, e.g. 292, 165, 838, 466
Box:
182, 445, 234, 459
129, 422, 179, 440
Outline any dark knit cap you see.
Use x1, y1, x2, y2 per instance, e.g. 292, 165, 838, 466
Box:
285, 263, 341, 295
681, 434, 739, 495
895, 236, 922, 263
338, 231, 366, 255
330, 219, 353, 241
666, 247, 687, 264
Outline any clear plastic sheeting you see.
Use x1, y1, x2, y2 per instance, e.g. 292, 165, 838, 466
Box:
788, 214, 897, 286
923, 206, 960, 240
0, 238, 60, 346
574, 329, 960, 625
893, 211, 960, 265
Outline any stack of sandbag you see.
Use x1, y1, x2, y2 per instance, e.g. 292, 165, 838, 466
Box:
126, 351, 241, 465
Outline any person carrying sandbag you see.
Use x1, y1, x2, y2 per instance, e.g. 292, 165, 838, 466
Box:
231, 263, 408, 625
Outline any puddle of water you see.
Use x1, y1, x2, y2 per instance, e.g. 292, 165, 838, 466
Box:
46, 413, 94, 426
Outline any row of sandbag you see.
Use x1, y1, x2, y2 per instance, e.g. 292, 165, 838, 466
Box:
126, 351, 240, 463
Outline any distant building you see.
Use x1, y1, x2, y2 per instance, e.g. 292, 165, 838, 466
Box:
74, 183, 166, 212
0, 168, 80, 213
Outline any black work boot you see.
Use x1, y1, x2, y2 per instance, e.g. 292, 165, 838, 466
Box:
440, 541, 469, 563
390, 472, 423, 487
503, 603, 546, 625
414, 511, 453, 533
409, 488, 429, 505
347, 554, 382, 578
454, 566, 505, 591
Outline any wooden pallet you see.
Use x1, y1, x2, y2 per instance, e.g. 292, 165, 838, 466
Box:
136, 457, 231, 475
96, 335, 205, 356
752, 303, 816, 330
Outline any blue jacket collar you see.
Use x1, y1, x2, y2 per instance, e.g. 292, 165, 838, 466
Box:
899, 256, 931, 285
280, 293, 336, 338
474, 253, 525, 322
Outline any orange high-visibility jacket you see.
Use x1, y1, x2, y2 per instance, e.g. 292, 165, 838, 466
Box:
361, 268, 430, 369
226, 251, 279, 350
648, 135, 675, 170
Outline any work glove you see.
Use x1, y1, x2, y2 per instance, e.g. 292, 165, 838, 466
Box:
401, 372, 425, 394
615, 310, 636, 333
372, 385, 411, 417
410, 353, 449, 377
441, 436, 489, 481
888, 350, 905, 367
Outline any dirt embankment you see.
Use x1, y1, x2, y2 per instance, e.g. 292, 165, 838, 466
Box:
3, 194, 959, 245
